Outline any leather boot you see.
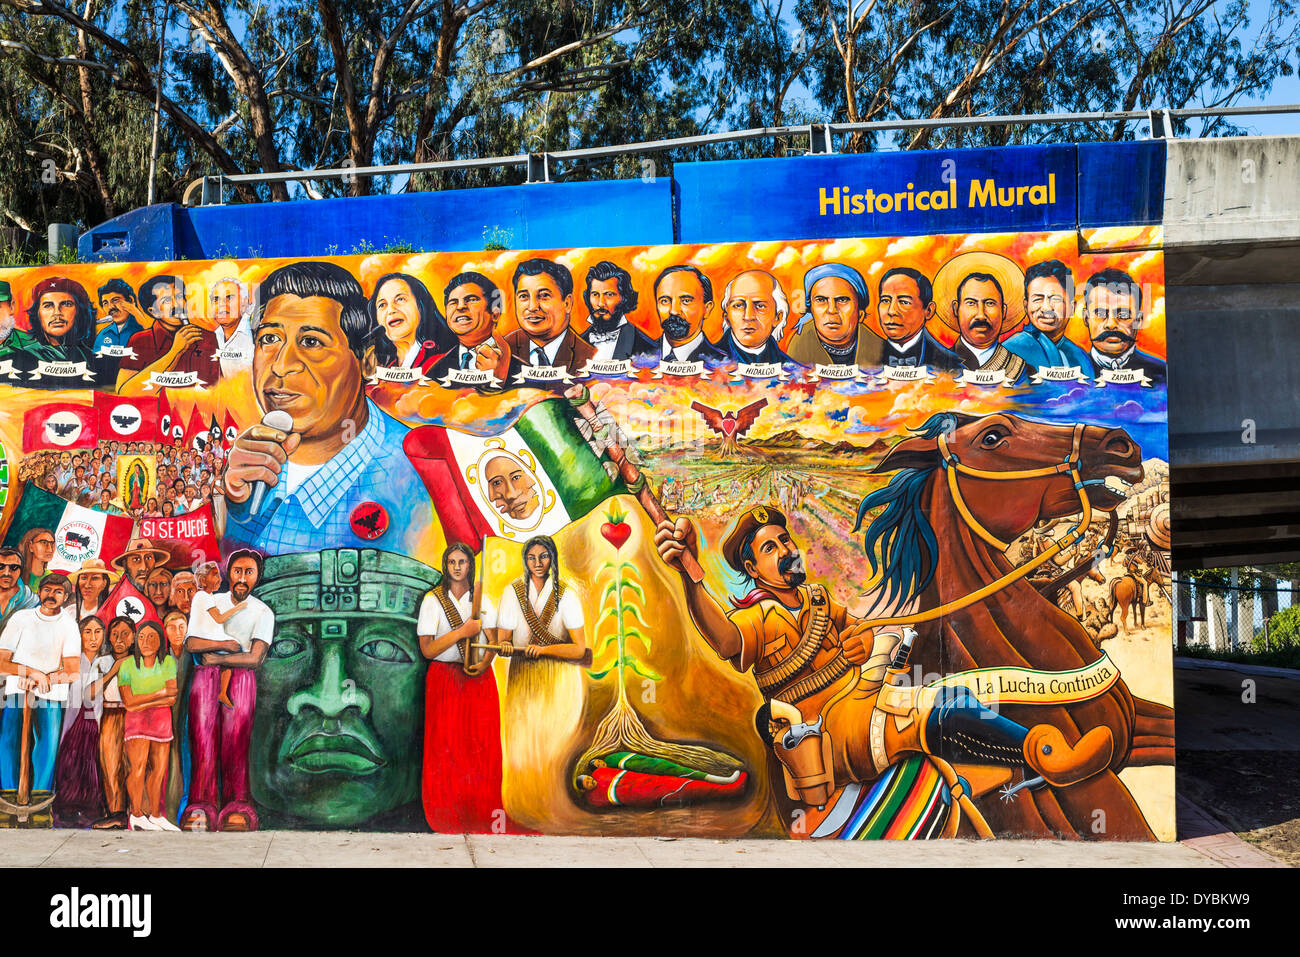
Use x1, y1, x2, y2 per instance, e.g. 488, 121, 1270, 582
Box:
91, 811, 127, 830
1023, 725, 1113, 787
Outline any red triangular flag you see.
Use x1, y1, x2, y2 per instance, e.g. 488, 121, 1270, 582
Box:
221, 409, 239, 449
183, 405, 206, 448
100, 572, 161, 628
22, 403, 97, 452
157, 391, 172, 440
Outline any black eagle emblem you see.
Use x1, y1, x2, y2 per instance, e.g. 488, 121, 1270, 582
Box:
121, 598, 140, 618
353, 506, 383, 534
48, 422, 78, 437
112, 414, 138, 428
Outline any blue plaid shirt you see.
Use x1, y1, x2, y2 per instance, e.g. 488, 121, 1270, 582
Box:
222, 399, 433, 558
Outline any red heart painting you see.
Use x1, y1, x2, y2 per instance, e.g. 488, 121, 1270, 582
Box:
601, 520, 631, 551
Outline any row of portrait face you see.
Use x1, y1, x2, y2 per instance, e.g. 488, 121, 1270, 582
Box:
0, 275, 242, 348
362, 259, 1154, 357
0, 255, 1154, 365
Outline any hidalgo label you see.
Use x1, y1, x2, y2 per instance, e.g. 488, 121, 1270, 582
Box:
730, 362, 789, 381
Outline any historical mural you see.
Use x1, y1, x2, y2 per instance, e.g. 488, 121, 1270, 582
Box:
0, 229, 1173, 839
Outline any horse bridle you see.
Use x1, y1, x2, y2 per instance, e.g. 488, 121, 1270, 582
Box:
864, 422, 1096, 629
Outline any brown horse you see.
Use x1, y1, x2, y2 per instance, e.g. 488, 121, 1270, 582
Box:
1109, 575, 1147, 633
861, 411, 1174, 840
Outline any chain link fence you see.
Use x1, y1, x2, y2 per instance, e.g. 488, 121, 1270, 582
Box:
1174, 574, 1300, 656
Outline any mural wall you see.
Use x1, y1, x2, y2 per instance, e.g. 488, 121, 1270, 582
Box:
0, 228, 1173, 839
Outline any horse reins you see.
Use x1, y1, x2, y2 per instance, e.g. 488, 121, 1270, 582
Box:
862, 423, 1097, 630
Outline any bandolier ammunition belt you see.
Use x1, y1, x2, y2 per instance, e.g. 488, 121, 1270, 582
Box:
514, 579, 565, 647
754, 584, 830, 694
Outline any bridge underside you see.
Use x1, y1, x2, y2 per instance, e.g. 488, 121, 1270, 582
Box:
1167, 240, 1300, 570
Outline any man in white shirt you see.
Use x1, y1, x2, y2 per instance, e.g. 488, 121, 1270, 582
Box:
718, 270, 795, 365
428, 272, 514, 387
503, 259, 596, 378
210, 278, 254, 378
947, 271, 1027, 384
579, 261, 655, 361
0, 574, 80, 794
183, 549, 272, 832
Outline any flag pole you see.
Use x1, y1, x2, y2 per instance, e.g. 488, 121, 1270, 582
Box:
565, 386, 704, 584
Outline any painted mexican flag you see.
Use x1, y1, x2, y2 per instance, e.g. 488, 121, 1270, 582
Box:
1, 483, 134, 572
404, 398, 627, 548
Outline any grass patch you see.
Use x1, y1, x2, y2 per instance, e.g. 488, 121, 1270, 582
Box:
1180, 644, 1300, 670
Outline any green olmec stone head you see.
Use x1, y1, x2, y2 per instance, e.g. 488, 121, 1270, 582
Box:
251, 548, 440, 828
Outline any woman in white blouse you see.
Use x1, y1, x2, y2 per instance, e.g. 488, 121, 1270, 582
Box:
415, 543, 503, 832
492, 535, 586, 813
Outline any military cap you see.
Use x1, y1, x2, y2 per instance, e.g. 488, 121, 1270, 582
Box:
721, 505, 788, 573
0, 280, 10, 303
255, 548, 441, 622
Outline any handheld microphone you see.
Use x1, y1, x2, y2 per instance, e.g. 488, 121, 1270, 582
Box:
246, 409, 294, 517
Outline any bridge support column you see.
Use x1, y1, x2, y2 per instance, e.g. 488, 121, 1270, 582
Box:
1206, 592, 1228, 652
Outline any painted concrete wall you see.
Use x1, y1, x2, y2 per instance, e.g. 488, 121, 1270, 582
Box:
0, 220, 1173, 838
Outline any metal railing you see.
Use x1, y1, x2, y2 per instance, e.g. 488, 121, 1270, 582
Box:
189, 103, 1300, 204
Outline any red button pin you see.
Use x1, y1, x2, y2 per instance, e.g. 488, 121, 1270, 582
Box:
350, 502, 389, 540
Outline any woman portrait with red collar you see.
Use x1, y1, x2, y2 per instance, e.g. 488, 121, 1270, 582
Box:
366, 272, 456, 376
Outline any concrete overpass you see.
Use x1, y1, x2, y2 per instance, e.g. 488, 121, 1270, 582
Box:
1162, 136, 1300, 569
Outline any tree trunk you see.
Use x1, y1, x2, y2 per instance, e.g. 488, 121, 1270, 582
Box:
412, 0, 462, 170
318, 0, 372, 197
187, 2, 290, 200
76, 0, 115, 218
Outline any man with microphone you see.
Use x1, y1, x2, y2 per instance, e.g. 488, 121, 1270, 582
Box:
220, 261, 435, 558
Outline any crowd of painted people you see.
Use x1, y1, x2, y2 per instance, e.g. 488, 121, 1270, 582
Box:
0, 532, 267, 831
17, 439, 226, 520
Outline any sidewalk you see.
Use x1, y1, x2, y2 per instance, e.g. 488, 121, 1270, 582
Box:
1175, 656, 1300, 682
0, 827, 1239, 867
